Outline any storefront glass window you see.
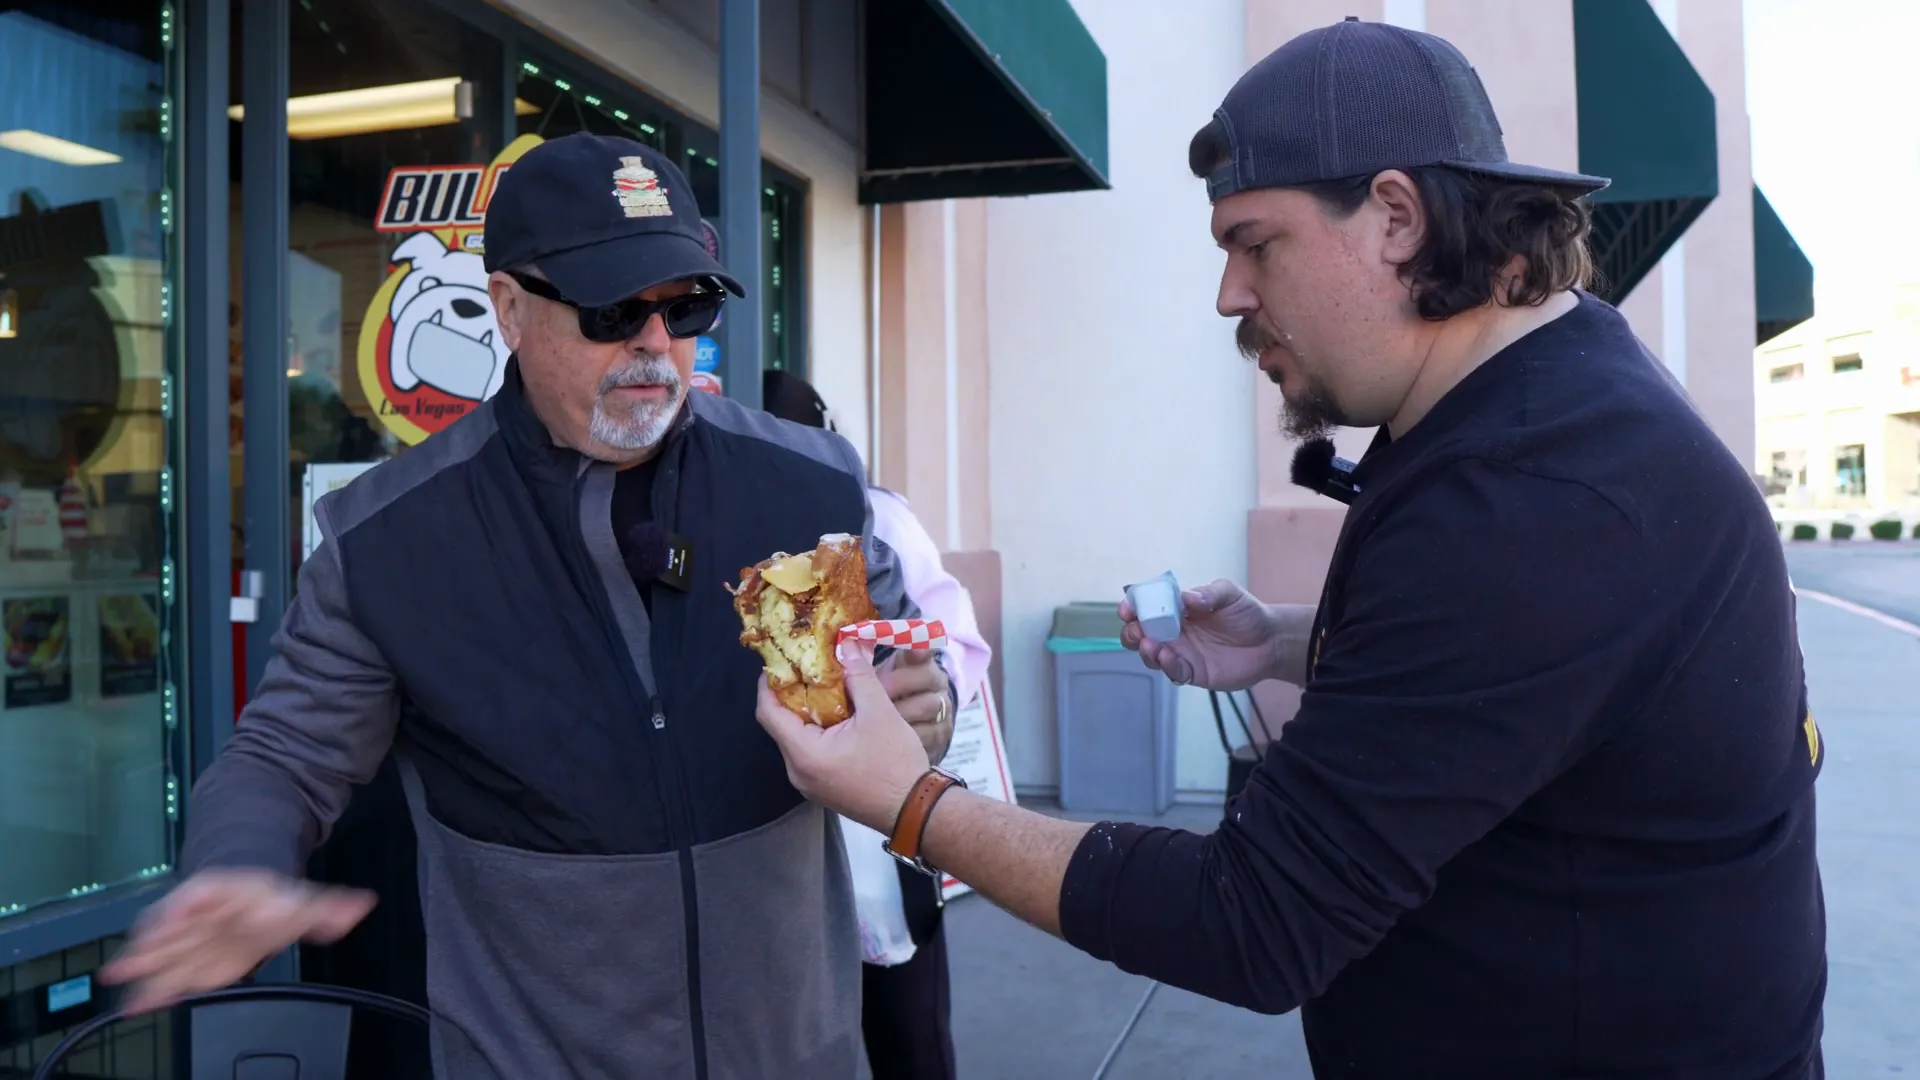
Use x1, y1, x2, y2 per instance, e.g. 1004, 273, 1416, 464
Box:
234, 0, 509, 590
1835, 443, 1867, 497
0, 3, 185, 921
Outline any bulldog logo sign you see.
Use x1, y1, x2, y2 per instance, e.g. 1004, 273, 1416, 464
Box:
357, 134, 543, 444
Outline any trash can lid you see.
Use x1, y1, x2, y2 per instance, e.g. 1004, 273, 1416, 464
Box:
1049, 601, 1123, 641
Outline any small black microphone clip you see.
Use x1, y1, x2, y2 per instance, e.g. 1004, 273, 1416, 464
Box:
1288, 437, 1362, 506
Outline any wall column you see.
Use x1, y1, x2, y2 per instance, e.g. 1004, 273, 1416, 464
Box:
876, 200, 1002, 704
1677, 0, 1757, 470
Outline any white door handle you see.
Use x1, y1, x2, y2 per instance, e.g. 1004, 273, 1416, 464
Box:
231, 570, 265, 624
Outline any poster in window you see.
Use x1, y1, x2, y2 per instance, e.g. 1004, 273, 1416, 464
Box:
98, 592, 161, 698
4, 596, 71, 708
359, 136, 544, 445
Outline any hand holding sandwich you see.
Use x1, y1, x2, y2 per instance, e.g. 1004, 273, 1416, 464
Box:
755, 640, 932, 834
730, 532, 953, 823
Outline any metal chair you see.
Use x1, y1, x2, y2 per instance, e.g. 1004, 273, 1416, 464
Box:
30, 983, 431, 1080
1210, 689, 1276, 800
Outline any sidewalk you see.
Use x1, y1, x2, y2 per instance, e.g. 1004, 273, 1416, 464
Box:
1794, 594, 1920, 1076
944, 803, 1314, 1079
937, 597, 1916, 1078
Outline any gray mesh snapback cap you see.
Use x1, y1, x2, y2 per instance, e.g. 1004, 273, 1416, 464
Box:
1204, 17, 1609, 203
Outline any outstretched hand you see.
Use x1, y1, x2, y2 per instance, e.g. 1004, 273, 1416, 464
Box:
1119, 578, 1282, 691
99, 869, 375, 1014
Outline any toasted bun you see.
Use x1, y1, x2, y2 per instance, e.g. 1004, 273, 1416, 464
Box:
729, 534, 878, 726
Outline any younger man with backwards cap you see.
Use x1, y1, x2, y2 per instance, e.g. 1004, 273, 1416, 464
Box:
751, 19, 1826, 1080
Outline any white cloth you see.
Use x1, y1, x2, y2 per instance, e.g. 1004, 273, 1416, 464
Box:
839, 486, 993, 966
838, 815, 918, 965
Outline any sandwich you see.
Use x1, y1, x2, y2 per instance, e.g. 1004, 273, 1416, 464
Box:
728, 533, 879, 726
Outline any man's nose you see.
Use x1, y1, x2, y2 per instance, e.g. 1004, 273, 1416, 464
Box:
632, 312, 674, 354
1217, 265, 1257, 320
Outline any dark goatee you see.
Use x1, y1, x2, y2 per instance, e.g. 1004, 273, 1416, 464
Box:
1237, 318, 1343, 440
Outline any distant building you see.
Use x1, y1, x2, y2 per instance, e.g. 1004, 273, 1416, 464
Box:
1756, 285, 1920, 512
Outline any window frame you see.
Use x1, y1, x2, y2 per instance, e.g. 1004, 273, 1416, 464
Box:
492, 13, 814, 380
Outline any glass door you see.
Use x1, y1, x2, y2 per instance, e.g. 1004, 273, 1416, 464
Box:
222, 0, 508, 1059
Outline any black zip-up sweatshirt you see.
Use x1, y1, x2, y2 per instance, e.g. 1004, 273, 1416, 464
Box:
1059, 292, 1826, 1080
183, 362, 928, 1080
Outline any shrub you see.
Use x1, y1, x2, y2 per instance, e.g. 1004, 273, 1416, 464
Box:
1914, 522, 1920, 539
1831, 522, 1855, 540
1791, 524, 1818, 541
1871, 520, 1904, 541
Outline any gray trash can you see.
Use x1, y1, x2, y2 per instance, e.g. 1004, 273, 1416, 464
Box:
1047, 602, 1177, 816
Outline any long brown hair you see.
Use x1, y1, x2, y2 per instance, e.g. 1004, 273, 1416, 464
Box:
1295, 168, 1595, 320
1188, 119, 1595, 320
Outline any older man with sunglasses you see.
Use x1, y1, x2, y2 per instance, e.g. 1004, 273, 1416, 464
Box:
102, 133, 955, 1080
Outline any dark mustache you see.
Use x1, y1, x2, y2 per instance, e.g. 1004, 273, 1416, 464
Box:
1237, 319, 1286, 385
1235, 318, 1275, 360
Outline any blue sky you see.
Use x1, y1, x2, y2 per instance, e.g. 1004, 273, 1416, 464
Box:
1745, 0, 1920, 322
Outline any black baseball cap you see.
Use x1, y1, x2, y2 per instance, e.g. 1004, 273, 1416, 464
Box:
1203, 17, 1609, 203
483, 132, 746, 306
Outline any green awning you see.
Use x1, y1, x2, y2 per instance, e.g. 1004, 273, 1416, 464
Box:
861, 0, 1109, 204
1753, 186, 1814, 345
1573, 0, 1718, 303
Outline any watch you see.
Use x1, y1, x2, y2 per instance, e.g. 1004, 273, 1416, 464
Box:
882, 766, 968, 876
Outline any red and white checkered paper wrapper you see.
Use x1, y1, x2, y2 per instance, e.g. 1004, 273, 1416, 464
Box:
837, 619, 947, 650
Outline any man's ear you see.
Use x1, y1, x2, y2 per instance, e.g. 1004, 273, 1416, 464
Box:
487, 272, 525, 352
1370, 169, 1427, 268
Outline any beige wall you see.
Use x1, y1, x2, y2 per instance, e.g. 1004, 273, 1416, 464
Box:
874, 201, 991, 552
955, 205, 993, 552
1424, 1, 1579, 172
986, 0, 1253, 794
490, 0, 874, 466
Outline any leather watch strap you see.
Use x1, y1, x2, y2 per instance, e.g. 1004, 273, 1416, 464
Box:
884, 768, 966, 874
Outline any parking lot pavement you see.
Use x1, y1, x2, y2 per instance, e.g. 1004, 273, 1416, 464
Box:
1785, 539, 1920, 625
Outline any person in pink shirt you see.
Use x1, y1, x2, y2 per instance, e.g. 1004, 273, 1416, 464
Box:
764, 369, 991, 1080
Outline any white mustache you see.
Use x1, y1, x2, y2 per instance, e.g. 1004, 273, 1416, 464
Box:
600, 356, 680, 395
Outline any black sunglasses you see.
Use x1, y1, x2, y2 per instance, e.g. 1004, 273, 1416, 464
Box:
508, 271, 724, 343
